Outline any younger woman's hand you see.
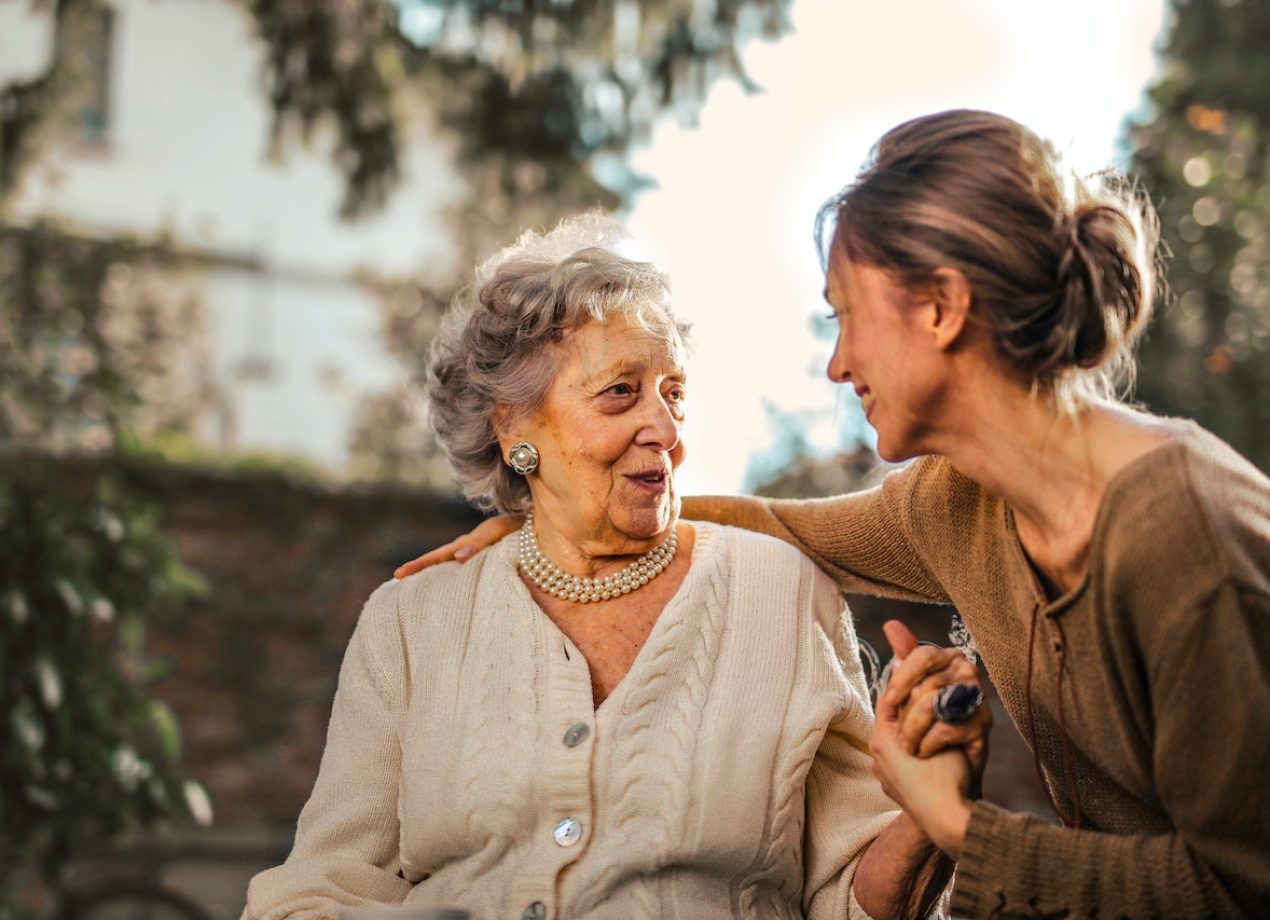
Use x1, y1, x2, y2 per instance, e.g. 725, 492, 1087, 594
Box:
393, 514, 524, 579
869, 704, 975, 859
878, 620, 992, 769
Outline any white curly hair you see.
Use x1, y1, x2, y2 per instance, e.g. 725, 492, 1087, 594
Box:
426, 213, 690, 513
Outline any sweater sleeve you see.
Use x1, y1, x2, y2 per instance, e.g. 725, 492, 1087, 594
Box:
244, 581, 412, 920
683, 459, 948, 604
951, 582, 1270, 917
802, 587, 915, 920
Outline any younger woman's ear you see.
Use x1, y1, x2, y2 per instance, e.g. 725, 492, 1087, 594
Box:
927, 267, 973, 351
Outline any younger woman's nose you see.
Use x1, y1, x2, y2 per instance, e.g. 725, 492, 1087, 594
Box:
827, 344, 852, 384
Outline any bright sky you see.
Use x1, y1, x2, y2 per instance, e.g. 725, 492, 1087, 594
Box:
625, 0, 1168, 495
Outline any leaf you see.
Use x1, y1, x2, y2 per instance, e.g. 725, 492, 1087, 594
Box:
182, 779, 214, 828
140, 658, 173, 683
110, 744, 143, 791
23, 786, 58, 811
52, 578, 84, 616
118, 614, 145, 653
34, 657, 62, 710
5, 589, 29, 624
148, 700, 182, 762
89, 596, 115, 623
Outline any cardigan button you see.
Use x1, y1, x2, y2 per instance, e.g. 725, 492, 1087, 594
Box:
520, 901, 547, 920
562, 722, 590, 747
553, 817, 582, 847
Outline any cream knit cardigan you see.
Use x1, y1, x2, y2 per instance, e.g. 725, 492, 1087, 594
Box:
244, 522, 898, 919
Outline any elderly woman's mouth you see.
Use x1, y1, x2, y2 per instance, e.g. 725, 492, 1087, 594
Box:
626, 469, 671, 492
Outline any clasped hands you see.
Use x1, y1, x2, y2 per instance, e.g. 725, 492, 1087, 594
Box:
869, 620, 992, 860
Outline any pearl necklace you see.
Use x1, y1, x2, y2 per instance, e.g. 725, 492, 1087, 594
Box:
518, 510, 678, 603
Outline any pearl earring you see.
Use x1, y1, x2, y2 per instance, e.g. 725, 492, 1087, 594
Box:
507, 441, 539, 475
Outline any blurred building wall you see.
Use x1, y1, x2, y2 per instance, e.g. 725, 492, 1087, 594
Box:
0, 0, 463, 470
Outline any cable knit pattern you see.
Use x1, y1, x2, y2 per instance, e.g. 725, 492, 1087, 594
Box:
577, 537, 727, 916
735, 563, 827, 917
737, 717, 822, 917
687, 422, 1270, 918
244, 522, 900, 920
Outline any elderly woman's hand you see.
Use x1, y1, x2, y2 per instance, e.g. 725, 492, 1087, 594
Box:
869, 699, 976, 860
393, 514, 523, 579
877, 620, 992, 768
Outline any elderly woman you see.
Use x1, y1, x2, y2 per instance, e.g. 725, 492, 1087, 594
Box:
244, 216, 957, 920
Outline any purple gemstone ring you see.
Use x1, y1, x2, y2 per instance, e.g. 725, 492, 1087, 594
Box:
932, 682, 984, 724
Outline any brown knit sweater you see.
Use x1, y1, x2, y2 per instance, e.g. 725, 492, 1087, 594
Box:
685, 423, 1270, 918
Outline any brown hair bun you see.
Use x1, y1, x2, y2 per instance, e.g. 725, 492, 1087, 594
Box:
818, 110, 1162, 402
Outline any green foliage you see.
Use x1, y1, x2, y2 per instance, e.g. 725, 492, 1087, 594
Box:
0, 458, 210, 896
247, 0, 792, 216
116, 430, 328, 483
1128, 0, 1270, 471
0, 221, 210, 454
0, 206, 212, 911
248, 0, 406, 218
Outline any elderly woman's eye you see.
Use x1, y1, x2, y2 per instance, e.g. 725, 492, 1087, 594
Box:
608, 383, 635, 396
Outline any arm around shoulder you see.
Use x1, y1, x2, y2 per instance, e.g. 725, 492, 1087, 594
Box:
685, 458, 949, 603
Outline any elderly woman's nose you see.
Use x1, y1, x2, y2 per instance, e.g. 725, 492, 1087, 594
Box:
635, 393, 681, 447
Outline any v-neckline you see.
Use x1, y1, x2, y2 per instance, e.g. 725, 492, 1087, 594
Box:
1000, 429, 1192, 615
502, 521, 714, 717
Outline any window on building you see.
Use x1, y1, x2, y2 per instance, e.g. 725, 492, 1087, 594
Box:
59, 5, 114, 148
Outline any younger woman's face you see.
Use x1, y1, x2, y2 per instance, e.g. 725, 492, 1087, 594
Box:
823, 248, 947, 461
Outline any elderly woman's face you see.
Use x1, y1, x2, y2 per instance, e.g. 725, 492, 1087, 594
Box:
511, 311, 686, 549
